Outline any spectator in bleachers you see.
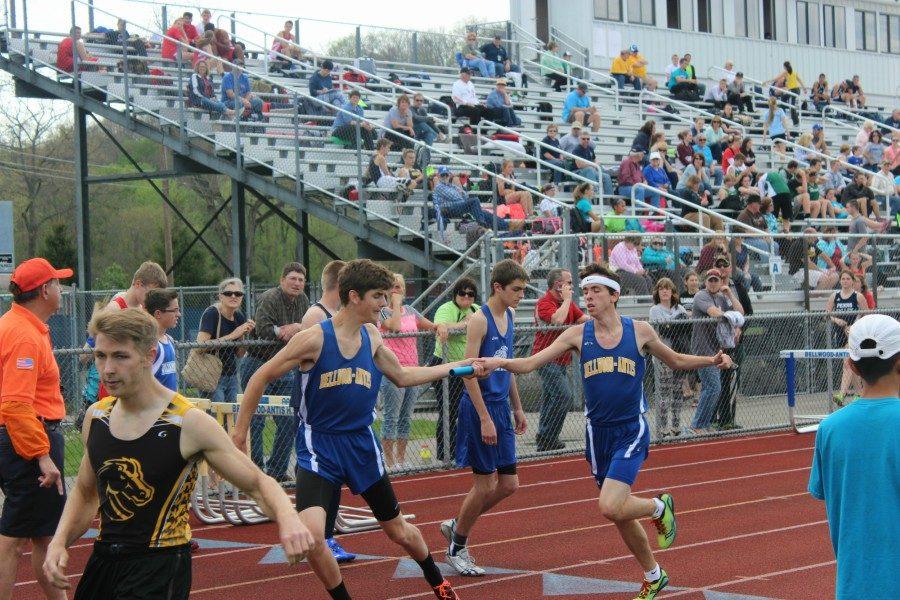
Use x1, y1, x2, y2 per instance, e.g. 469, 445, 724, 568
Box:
726, 72, 754, 114
572, 130, 613, 195
704, 79, 729, 110
884, 108, 900, 132
721, 60, 737, 84
692, 136, 724, 186
458, 31, 495, 78
855, 120, 876, 151
497, 159, 535, 217
721, 136, 743, 172
610, 49, 640, 91
480, 34, 525, 88
196, 278, 253, 403
540, 41, 568, 92
649, 278, 690, 437
411, 94, 443, 147
200, 8, 212, 30
883, 137, 900, 176
366, 139, 409, 191
811, 124, 829, 154
870, 161, 899, 216
822, 158, 846, 197
730, 237, 762, 292
691, 117, 706, 139
212, 28, 243, 66
845, 199, 885, 255
631, 120, 655, 156
737, 196, 777, 255
161, 17, 195, 62
193, 38, 223, 76
540, 124, 565, 185
847, 144, 866, 169
679, 153, 715, 196
842, 170, 884, 221
559, 122, 583, 154
180, 12, 200, 45
451, 67, 486, 125
725, 153, 748, 181
642, 151, 670, 207
271, 20, 302, 61
864, 130, 885, 172
432, 167, 526, 232
810, 73, 830, 112
642, 236, 677, 280
676, 130, 695, 170
308, 59, 344, 109
189, 60, 232, 119
603, 197, 641, 233
332, 89, 375, 150
649, 134, 679, 187
572, 182, 603, 233
697, 235, 728, 273
562, 82, 601, 133
221, 61, 264, 120
763, 61, 805, 126
664, 54, 680, 82
832, 76, 866, 108
763, 97, 790, 142
667, 57, 699, 100
682, 53, 705, 95
617, 149, 647, 203
485, 79, 522, 127
538, 184, 562, 219
56, 26, 103, 73
739, 138, 757, 172
397, 148, 425, 193
677, 175, 724, 231
383, 94, 416, 151
703, 116, 727, 163
609, 236, 653, 295
627, 45, 656, 91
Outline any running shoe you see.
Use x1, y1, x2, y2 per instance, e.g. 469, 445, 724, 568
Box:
326, 537, 356, 563
445, 546, 485, 577
634, 569, 669, 600
652, 493, 677, 549
432, 580, 459, 599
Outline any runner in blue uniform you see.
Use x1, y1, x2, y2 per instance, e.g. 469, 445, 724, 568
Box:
440, 259, 529, 577
233, 259, 482, 600
144, 289, 180, 391
487, 264, 733, 600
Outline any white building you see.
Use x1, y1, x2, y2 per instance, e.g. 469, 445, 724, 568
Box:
510, 0, 900, 100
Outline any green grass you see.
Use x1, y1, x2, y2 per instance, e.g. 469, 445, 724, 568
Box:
61, 417, 438, 476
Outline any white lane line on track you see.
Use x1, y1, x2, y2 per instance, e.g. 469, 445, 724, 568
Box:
661, 559, 836, 597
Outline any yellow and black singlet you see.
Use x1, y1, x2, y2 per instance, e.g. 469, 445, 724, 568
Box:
87, 394, 198, 548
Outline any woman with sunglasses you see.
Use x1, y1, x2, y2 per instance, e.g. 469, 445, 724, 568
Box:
196, 278, 255, 402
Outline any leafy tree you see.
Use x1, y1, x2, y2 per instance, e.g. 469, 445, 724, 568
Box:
39, 223, 76, 284
153, 225, 222, 287
94, 263, 131, 290
324, 24, 468, 67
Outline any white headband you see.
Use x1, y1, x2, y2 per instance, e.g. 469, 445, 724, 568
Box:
580, 274, 621, 293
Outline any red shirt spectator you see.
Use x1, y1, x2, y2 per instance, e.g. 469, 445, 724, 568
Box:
183, 22, 199, 43
532, 272, 586, 365
617, 151, 645, 187
56, 27, 98, 72
161, 22, 189, 60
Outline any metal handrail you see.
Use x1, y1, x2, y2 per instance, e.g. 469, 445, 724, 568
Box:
637, 88, 746, 138
216, 14, 455, 157
822, 103, 900, 137
531, 47, 619, 99
766, 138, 894, 196
549, 26, 589, 67
706, 65, 800, 123
521, 57, 617, 110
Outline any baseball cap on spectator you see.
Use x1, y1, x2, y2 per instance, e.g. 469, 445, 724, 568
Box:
629, 148, 644, 156
577, 82, 588, 91
705, 268, 723, 281
11, 258, 73, 292
562, 51, 572, 57
812, 123, 823, 131
649, 151, 661, 161
629, 44, 638, 52
321, 59, 334, 70
437, 166, 451, 176
847, 314, 900, 360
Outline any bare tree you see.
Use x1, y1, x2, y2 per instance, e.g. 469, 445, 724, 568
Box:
0, 79, 72, 256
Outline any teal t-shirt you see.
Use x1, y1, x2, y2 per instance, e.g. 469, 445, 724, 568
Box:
808, 397, 900, 598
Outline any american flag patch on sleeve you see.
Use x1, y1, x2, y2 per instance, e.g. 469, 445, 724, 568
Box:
16, 358, 35, 370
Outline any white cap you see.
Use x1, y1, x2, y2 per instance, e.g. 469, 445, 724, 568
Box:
847, 314, 900, 361
649, 151, 661, 160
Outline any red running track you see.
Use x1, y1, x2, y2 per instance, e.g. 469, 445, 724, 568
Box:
13, 431, 833, 599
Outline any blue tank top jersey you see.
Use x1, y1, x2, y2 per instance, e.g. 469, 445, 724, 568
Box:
580, 317, 646, 424
299, 320, 383, 433
152, 335, 178, 392
465, 305, 514, 404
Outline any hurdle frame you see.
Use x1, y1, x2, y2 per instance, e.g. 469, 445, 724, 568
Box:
780, 349, 848, 433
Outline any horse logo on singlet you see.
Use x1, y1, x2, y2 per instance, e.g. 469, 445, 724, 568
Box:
97, 457, 155, 521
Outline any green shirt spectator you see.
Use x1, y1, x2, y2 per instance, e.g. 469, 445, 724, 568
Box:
432, 298, 479, 361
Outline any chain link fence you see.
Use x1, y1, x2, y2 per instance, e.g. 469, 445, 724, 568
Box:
12, 306, 893, 495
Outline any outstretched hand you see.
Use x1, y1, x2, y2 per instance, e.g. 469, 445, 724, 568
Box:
712, 351, 735, 370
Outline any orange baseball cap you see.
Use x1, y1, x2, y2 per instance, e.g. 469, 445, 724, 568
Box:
11, 258, 74, 292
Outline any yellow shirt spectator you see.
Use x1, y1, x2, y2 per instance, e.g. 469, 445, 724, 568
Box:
611, 53, 631, 76
627, 53, 648, 78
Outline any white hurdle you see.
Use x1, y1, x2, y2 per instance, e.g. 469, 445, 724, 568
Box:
780, 349, 848, 433
189, 395, 413, 532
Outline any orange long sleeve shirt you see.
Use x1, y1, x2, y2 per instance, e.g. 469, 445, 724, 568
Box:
0, 303, 66, 459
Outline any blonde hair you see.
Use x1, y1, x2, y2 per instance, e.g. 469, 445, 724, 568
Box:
89, 308, 159, 355
797, 132, 812, 148
321, 260, 347, 291
133, 261, 168, 288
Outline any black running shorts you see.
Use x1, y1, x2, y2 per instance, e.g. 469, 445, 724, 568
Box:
74, 542, 192, 600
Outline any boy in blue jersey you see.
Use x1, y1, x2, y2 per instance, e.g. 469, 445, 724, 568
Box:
808, 314, 900, 599
440, 259, 529, 577
232, 259, 484, 600
144, 289, 180, 392
486, 264, 733, 600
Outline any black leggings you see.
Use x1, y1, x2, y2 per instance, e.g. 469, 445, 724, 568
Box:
546, 73, 568, 92
297, 470, 400, 523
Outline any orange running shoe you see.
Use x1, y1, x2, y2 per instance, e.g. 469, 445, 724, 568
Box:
432, 580, 459, 599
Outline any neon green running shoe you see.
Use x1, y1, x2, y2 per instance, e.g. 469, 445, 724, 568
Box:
634, 569, 669, 600
653, 493, 677, 549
